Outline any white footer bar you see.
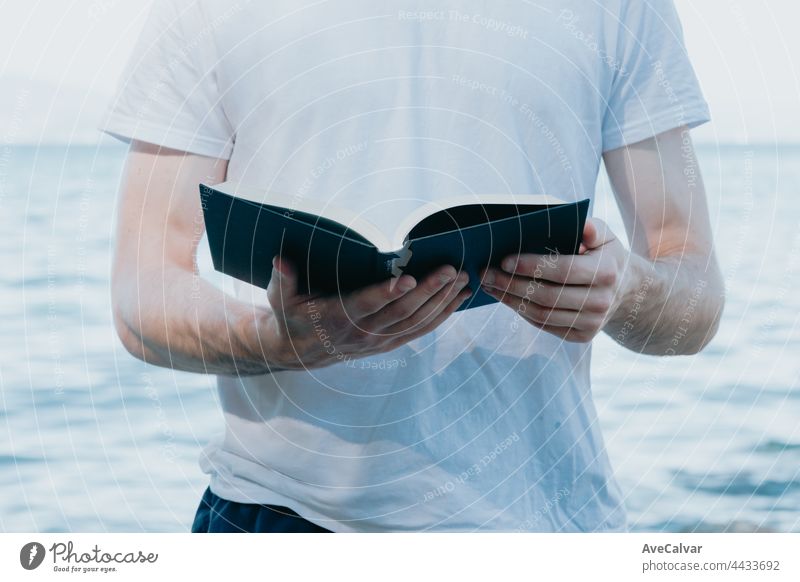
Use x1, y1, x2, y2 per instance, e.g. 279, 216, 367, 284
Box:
2, 533, 797, 581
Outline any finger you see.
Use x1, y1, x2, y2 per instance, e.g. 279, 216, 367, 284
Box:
382, 288, 472, 350
520, 306, 599, 330
358, 266, 460, 329
499, 252, 601, 285
482, 286, 597, 328
482, 287, 590, 341
341, 273, 418, 318
580, 218, 618, 254
267, 256, 302, 310
379, 271, 470, 335
528, 321, 595, 343
579, 220, 595, 254
481, 269, 609, 313
480, 267, 558, 304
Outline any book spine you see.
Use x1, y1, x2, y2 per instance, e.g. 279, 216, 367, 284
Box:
376, 253, 395, 281
384, 241, 414, 279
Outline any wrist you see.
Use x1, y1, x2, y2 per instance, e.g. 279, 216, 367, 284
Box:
229, 304, 291, 374
609, 251, 654, 325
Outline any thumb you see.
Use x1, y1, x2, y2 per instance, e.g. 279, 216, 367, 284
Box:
266, 255, 299, 309
579, 218, 615, 254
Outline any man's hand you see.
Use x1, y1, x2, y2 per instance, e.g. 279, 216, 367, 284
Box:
480, 219, 632, 343
480, 126, 724, 355
251, 257, 472, 370
112, 141, 473, 376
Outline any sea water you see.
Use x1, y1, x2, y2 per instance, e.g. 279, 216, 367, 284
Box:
1, 143, 797, 532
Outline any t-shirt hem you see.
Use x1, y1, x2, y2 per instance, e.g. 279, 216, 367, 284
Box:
206, 476, 629, 533
601, 103, 711, 152
99, 113, 234, 159
208, 475, 357, 533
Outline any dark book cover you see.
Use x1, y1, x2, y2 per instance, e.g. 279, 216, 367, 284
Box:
200, 184, 590, 311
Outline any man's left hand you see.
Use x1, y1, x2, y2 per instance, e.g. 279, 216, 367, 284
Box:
480, 219, 635, 343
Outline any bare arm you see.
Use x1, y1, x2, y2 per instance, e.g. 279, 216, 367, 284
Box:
481, 126, 724, 355
112, 141, 471, 376
111, 141, 267, 374
601, 127, 724, 354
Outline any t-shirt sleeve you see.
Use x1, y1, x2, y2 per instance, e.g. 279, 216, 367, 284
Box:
99, 0, 234, 159
601, 0, 710, 152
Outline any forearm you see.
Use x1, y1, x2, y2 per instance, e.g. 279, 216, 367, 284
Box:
113, 263, 282, 376
605, 252, 724, 355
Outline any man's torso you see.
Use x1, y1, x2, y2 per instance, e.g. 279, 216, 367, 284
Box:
196, 0, 627, 532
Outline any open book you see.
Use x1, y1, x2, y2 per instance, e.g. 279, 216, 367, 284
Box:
200, 181, 590, 311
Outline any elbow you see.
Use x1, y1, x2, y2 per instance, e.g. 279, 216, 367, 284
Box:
113, 308, 147, 362
681, 277, 726, 355
682, 313, 721, 355
111, 291, 148, 362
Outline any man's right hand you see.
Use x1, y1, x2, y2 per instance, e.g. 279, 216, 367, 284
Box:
111, 141, 471, 376
254, 256, 472, 370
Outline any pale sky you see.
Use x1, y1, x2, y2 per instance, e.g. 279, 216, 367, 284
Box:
1, 0, 798, 143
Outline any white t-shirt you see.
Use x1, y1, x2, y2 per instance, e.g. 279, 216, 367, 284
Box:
103, 0, 709, 532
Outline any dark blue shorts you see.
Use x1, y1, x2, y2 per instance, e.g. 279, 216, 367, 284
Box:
191, 487, 332, 533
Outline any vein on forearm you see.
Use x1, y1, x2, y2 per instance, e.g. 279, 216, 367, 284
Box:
121, 263, 274, 376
